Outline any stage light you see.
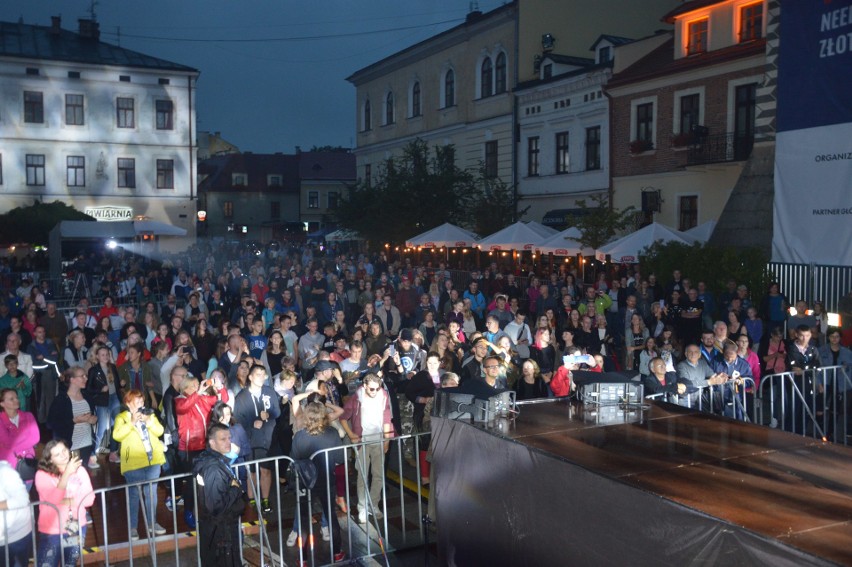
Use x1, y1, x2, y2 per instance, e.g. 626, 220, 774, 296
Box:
827, 313, 841, 326
788, 307, 797, 316
107, 240, 117, 250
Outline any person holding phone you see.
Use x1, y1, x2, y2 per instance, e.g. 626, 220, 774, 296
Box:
47, 367, 98, 469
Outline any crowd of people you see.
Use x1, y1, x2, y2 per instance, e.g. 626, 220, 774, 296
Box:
1, 241, 852, 565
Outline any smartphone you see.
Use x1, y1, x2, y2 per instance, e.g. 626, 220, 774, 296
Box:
71, 450, 80, 460
659, 299, 665, 308
388, 344, 396, 357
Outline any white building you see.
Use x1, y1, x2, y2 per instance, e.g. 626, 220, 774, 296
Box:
0, 17, 199, 244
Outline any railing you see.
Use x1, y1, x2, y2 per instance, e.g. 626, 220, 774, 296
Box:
649, 378, 756, 422
686, 132, 753, 165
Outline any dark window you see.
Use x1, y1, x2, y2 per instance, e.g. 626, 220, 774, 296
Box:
158, 78, 170, 85
543, 64, 552, 79
268, 175, 282, 186
117, 158, 136, 188
117, 97, 135, 128
680, 94, 700, 135
598, 46, 611, 63
527, 137, 540, 177
411, 82, 421, 117
223, 201, 234, 219
734, 83, 757, 160
364, 164, 372, 188
585, 127, 601, 170
484, 141, 498, 178
156, 159, 174, 189
363, 100, 372, 132
24, 91, 44, 123
740, 3, 763, 42
66, 156, 85, 187
385, 92, 395, 125
25, 154, 45, 186
481, 58, 493, 98
308, 191, 319, 208
26, 67, 39, 76
65, 94, 85, 126
495, 53, 507, 94
119, 75, 131, 82
556, 132, 570, 174
444, 69, 455, 107
636, 103, 654, 143
270, 201, 281, 220
156, 99, 174, 130
68, 71, 81, 79
679, 196, 698, 231
687, 19, 708, 54
328, 191, 339, 210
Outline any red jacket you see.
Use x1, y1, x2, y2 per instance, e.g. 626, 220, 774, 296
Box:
550, 367, 573, 397
340, 386, 394, 439
174, 388, 228, 452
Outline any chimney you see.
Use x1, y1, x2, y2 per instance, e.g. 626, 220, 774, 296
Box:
78, 19, 100, 40
50, 16, 61, 35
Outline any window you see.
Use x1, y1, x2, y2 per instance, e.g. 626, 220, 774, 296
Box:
687, 19, 708, 55
26, 67, 39, 76
585, 127, 601, 170
484, 141, 498, 178
308, 191, 319, 208
223, 201, 234, 219
117, 97, 135, 128
268, 175, 282, 187
527, 137, 540, 177
232, 173, 247, 186
740, 3, 763, 42
480, 58, 493, 98
385, 92, 394, 125
66, 156, 85, 187
156, 99, 174, 130
68, 71, 81, 79
411, 82, 421, 117
117, 158, 136, 188
65, 94, 84, 125
26, 154, 45, 186
24, 91, 44, 123
555, 132, 570, 174
328, 191, 339, 210
680, 94, 701, 135
543, 64, 552, 79
270, 201, 280, 220
158, 78, 170, 85
156, 159, 174, 189
364, 164, 372, 188
679, 196, 698, 231
598, 46, 612, 63
119, 75, 131, 82
636, 103, 654, 143
444, 69, 455, 107
495, 53, 506, 94
363, 100, 372, 132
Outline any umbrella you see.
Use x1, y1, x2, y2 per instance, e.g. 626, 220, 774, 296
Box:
476, 221, 546, 252
596, 222, 696, 263
536, 227, 594, 256
525, 221, 559, 237
683, 220, 716, 243
405, 222, 478, 248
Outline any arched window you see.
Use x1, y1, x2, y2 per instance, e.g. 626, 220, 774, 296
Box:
481, 57, 493, 98
444, 69, 455, 107
495, 52, 507, 94
363, 100, 371, 132
411, 82, 421, 117
385, 91, 395, 125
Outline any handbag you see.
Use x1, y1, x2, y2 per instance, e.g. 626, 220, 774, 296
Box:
15, 455, 38, 482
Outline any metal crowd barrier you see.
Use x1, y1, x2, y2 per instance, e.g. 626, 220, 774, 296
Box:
648, 378, 756, 423
757, 366, 851, 445
0, 500, 61, 567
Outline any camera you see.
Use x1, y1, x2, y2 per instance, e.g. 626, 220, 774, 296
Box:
138, 407, 155, 416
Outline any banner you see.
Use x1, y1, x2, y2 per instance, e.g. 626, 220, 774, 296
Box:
773, 0, 852, 265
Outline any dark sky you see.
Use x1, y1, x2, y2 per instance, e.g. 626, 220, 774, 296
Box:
4, 0, 506, 153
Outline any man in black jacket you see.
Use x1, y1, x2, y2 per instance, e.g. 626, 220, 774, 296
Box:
193, 423, 248, 567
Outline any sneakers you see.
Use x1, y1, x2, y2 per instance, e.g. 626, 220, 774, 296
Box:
98, 446, 110, 455
333, 551, 346, 562
321, 526, 330, 541
357, 509, 367, 524
130, 529, 140, 541
286, 530, 298, 547
87, 455, 100, 469
165, 496, 184, 511
335, 496, 348, 513
152, 523, 167, 536
108, 452, 120, 464
261, 498, 272, 516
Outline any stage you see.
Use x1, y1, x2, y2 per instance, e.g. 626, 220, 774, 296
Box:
430, 399, 852, 566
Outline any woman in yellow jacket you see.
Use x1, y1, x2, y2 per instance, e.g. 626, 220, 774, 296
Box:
113, 389, 167, 541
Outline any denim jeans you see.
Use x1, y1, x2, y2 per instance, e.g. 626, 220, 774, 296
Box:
124, 465, 162, 530
93, 394, 121, 453
36, 527, 85, 567
0, 535, 32, 567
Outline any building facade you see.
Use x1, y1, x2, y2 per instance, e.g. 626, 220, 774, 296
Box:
299, 151, 357, 234
0, 17, 199, 242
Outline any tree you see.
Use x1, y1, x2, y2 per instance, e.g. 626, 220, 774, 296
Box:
573, 194, 636, 250
308, 145, 350, 153
468, 170, 528, 236
0, 200, 94, 245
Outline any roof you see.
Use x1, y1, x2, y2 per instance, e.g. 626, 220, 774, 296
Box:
607, 36, 765, 89
662, 0, 728, 24
298, 151, 357, 181
198, 153, 301, 194
515, 59, 610, 92
544, 53, 595, 67
0, 20, 197, 72
589, 34, 634, 51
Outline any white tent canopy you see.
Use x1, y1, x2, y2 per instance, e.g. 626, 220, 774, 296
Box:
596, 222, 697, 263
525, 221, 559, 237
476, 221, 545, 251
405, 222, 478, 248
683, 220, 716, 243
536, 227, 594, 256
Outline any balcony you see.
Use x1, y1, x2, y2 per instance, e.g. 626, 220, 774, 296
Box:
686, 132, 754, 165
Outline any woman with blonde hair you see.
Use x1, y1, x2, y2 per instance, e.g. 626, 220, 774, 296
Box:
87, 345, 121, 463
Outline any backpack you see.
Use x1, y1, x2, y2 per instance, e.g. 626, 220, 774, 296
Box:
285, 458, 318, 492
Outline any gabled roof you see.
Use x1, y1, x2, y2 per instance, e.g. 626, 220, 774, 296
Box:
299, 151, 357, 181
589, 34, 634, 51
661, 0, 728, 24
0, 20, 197, 72
198, 153, 300, 194
515, 60, 611, 92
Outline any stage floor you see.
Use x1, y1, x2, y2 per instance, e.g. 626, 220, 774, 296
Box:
469, 399, 852, 565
